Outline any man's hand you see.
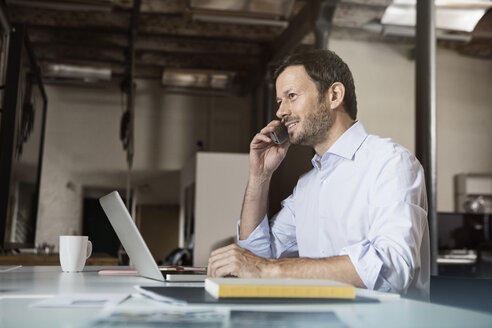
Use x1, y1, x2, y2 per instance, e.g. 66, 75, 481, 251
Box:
249, 120, 290, 181
238, 120, 290, 240
207, 245, 365, 288
207, 244, 269, 278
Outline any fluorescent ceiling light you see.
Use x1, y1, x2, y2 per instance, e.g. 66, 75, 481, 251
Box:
192, 13, 288, 27
190, 0, 294, 27
43, 64, 111, 81
190, 0, 295, 18
162, 69, 234, 90
382, 0, 491, 32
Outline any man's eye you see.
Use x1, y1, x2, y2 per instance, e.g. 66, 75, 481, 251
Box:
288, 93, 296, 100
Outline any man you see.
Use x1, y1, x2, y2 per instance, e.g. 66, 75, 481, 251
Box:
207, 50, 430, 299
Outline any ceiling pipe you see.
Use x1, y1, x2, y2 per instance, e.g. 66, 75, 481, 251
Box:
314, 0, 339, 50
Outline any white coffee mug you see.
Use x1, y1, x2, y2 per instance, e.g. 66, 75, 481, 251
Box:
59, 236, 92, 272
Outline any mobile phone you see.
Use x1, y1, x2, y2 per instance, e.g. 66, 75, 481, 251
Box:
270, 122, 289, 144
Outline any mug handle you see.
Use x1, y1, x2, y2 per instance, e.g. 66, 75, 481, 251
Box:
86, 240, 93, 259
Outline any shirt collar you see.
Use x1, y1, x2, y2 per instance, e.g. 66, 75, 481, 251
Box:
311, 121, 368, 168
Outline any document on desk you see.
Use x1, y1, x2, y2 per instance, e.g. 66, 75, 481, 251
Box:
0, 265, 22, 273
90, 307, 349, 328
33, 293, 130, 308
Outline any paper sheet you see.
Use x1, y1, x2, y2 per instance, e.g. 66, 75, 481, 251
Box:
33, 293, 130, 308
0, 265, 22, 273
89, 308, 349, 328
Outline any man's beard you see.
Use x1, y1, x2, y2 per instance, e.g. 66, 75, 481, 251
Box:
290, 99, 333, 147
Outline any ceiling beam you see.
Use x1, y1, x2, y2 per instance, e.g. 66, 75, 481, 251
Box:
137, 13, 284, 41
7, 5, 286, 42
136, 51, 262, 71
136, 35, 262, 56
240, 1, 319, 95
333, 2, 386, 29
27, 28, 263, 56
33, 43, 262, 70
269, 0, 316, 62
28, 28, 129, 48
314, 0, 339, 49
7, 6, 131, 30
339, 0, 391, 8
34, 44, 126, 64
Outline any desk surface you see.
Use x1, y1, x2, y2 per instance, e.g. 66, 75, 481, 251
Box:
1, 266, 492, 328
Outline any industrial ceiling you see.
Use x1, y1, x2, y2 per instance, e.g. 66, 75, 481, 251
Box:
4, 0, 492, 94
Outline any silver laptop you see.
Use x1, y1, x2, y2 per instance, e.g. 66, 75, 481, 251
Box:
99, 191, 206, 282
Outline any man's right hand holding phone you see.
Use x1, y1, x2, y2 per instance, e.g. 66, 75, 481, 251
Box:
249, 120, 290, 183
239, 120, 290, 241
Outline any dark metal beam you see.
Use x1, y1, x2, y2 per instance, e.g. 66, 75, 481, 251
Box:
259, 0, 339, 123
270, 1, 316, 62
314, 0, 339, 49
7, 6, 284, 42
242, 1, 318, 96
415, 0, 438, 275
124, 0, 140, 171
25, 23, 267, 45
7, 6, 131, 29
137, 51, 261, 70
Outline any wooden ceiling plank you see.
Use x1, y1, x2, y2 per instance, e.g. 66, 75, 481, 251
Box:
26, 25, 265, 56
136, 52, 261, 71
34, 44, 127, 64
136, 34, 262, 55
140, 0, 186, 14
9, 4, 285, 42
21, 23, 134, 46
27, 28, 129, 48
333, 3, 386, 28
137, 13, 284, 42
7, 6, 131, 30
339, 0, 392, 7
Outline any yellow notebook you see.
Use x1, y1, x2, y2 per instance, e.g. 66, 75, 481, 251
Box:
204, 278, 356, 299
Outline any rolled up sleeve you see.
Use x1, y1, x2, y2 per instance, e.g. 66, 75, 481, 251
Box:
237, 193, 299, 259
341, 151, 428, 294
237, 216, 272, 258
339, 240, 384, 290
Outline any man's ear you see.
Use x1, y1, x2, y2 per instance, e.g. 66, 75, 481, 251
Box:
326, 82, 345, 109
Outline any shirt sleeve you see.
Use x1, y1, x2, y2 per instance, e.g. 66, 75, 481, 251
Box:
339, 150, 428, 294
237, 192, 299, 259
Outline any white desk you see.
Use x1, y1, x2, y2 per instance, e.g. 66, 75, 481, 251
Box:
1, 266, 492, 328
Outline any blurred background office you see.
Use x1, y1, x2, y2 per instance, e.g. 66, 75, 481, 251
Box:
0, 1, 491, 281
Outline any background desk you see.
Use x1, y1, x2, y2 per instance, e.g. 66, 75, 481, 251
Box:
1, 266, 492, 328
0, 254, 118, 266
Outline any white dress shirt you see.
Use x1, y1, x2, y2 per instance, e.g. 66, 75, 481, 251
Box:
238, 121, 430, 299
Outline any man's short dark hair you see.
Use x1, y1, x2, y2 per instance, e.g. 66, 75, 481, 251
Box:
273, 50, 357, 120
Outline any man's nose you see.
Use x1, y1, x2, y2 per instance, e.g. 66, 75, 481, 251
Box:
275, 101, 290, 119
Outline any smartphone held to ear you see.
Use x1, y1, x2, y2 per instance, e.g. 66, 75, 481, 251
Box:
270, 122, 289, 144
